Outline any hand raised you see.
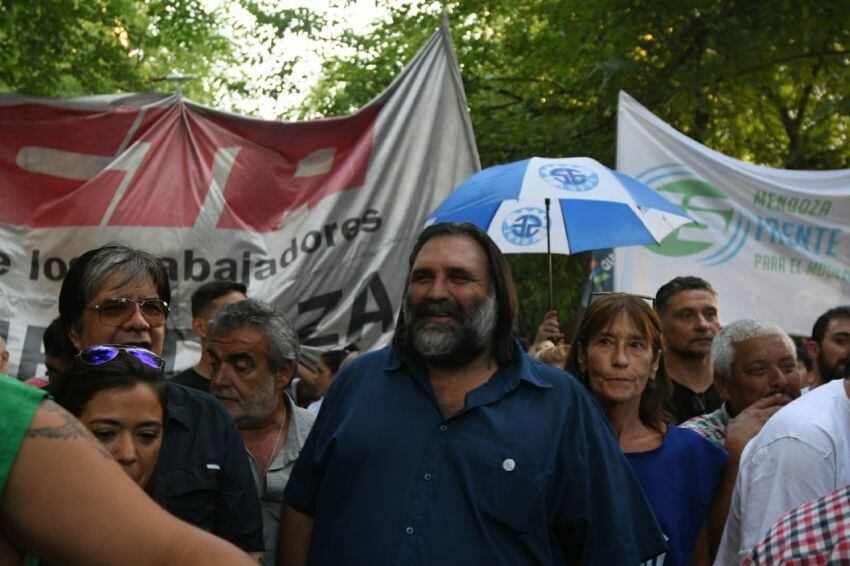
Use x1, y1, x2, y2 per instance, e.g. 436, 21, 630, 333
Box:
534, 309, 565, 345
724, 393, 793, 455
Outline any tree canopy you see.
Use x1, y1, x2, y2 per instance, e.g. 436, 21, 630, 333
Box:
0, 0, 241, 104
301, 0, 849, 337
305, 1, 849, 171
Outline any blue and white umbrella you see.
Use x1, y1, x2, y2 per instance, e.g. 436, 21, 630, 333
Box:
426, 157, 693, 255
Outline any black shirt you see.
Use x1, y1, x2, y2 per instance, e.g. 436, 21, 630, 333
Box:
664, 379, 723, 424
155, 383, 264, 552
171, 366, 211, 392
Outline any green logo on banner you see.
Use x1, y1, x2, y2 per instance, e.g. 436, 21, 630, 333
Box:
637, 164, 745, 265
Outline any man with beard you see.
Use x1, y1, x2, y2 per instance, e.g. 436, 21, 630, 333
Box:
279, 223, 666, 566
715, 318, 850, 564
655, 276, 723, 423
207, 299, 315, 566
805, 306, 850, 389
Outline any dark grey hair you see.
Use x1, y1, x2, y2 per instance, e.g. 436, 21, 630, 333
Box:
655, 275, 716, 315
208, 299, 300, 372
59, 244, 171, 335
712, 319, 796, 382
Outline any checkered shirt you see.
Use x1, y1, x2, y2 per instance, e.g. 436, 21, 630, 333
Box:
743, 484, 850, 565
679, 404, 729, 449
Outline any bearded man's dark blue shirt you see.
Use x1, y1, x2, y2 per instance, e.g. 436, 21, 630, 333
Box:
284, 344, 667, 565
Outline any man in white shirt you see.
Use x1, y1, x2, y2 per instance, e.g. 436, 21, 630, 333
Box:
715, 323, 850, 565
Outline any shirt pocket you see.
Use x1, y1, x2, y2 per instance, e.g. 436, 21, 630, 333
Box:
471, 453, 547, 534
157, 467, 221, 530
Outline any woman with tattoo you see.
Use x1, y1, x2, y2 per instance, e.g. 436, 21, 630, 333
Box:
53, 344, 167, 490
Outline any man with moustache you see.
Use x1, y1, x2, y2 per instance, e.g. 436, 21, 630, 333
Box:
655, 276, 723, 423
681, 319, 801, 553
805, 306, 850, 389
207, 299, 315, 566
280, 223, 666, 566
682, 319, 801, 449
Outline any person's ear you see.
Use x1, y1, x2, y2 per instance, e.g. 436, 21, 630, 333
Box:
577, 344, 588, 374
275, 360, 295, 390
805, 339, 819, 365
192, 317, 207, 340
714, 371, 733, 402
68, 324, 83, 351
649, 350, 661, 379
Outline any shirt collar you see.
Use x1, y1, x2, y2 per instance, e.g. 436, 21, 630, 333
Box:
718, 403, 731, 424
269, 393, 313, 471
386, 340, 554, 391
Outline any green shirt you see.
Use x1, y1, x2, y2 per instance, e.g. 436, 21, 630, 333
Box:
1, 375, 47, 493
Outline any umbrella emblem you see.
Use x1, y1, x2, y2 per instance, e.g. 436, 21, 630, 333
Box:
538, 163, 599, 192
426, 156, 695, 311
502, 207, 547, 246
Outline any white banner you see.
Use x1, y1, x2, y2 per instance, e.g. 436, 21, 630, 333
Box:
615, 91, 850, 335
0, 25, 479, 378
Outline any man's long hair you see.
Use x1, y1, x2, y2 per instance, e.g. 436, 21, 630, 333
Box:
391, 223, 519, 366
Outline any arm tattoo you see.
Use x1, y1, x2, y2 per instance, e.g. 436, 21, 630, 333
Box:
25, 401, 114, 460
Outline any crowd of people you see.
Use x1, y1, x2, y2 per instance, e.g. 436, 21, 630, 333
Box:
1, 223, 849, 565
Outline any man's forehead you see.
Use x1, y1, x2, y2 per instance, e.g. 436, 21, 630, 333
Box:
825, 317, 850, 336
666, 289, 718, 310
209, 326, 269, 355
210, 291, 247, 311
733, 335, 794, 362
412, 235, 489, 272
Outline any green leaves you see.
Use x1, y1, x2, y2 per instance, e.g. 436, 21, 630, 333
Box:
0, 0, 233, 105
297, 0, 849, 340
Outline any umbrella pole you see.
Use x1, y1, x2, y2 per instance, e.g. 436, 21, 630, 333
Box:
545, 198, 553, 312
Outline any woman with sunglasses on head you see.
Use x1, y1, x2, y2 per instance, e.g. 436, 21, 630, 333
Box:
566, 293, 728, 566
53, 345, 167, 491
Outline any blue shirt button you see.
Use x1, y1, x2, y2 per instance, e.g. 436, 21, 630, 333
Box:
405, 526, 414, 535
424, 473, 432, 480
439, 424, 448, 431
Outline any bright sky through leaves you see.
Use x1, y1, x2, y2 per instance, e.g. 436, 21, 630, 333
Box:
202, 0, 388, 119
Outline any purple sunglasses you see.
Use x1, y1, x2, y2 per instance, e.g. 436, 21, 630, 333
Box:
78, 345, 165, 370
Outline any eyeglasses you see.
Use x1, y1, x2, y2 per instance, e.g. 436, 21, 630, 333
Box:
78, 345, 165, 369
87, 297, 170, 328
589, 291, 655, 308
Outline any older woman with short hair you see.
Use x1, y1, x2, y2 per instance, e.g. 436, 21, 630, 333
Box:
566, 293, 728, 565
56, 243, 265, 557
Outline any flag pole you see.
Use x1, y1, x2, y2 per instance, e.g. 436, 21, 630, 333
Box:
545, 198, 553, 312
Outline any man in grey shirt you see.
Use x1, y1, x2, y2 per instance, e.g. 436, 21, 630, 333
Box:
207, 299, 316, 565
